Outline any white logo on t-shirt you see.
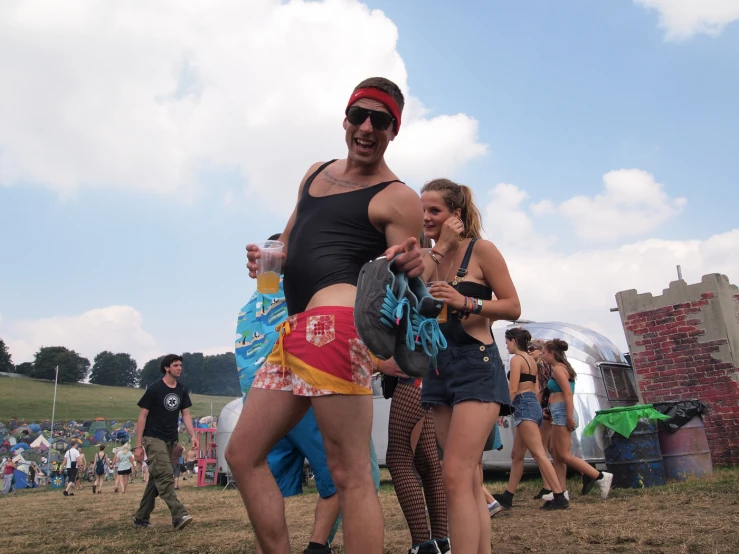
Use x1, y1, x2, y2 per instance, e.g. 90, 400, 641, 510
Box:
164, 393, 180, 411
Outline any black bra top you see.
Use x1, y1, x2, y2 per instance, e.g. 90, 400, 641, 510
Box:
508, 355, 537, 383
455, 281, 493, 300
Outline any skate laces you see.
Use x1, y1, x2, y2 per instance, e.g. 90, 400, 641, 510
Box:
378, 266, 409, 329
405, 309, 447, 357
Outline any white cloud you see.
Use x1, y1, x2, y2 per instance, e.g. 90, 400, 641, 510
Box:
0, 0, 486, 211
483, 183, 549, 247
2, 306, 159, 366
634, 0, 739, 40
549, 169, 686, 243
482, 174, 738, 350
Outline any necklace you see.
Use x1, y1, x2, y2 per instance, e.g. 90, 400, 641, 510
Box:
435, 240, 461, 283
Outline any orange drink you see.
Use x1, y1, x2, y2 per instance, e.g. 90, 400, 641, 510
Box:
437, 303, 448, 324
255, 240, 284, 293
257, 271, 280, 294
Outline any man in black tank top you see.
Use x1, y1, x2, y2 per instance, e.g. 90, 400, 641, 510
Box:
226, 77, 426, 554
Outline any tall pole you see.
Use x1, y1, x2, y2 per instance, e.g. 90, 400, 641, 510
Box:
210, 401, 213, 419
47, 366, 59, 483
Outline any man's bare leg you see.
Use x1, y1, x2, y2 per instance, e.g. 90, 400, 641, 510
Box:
312, 394, 382, 554
225, 388, 310, 554
311, 494, 341, 545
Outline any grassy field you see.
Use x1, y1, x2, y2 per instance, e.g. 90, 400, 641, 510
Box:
0, 375, 235, 422
1, 467, 737, 553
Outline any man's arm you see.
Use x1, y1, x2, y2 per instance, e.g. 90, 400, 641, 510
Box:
133, 408, 148, 463
374, 184, 425, 277
181, 408, 199, 450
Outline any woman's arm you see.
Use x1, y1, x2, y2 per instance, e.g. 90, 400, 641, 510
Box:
508, 355, 521, 399
474, 240, 521, 321
552, 365, 574, 417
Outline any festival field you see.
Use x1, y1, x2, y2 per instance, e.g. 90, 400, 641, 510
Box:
1, 468, 737, 554
0, 375, 232, 422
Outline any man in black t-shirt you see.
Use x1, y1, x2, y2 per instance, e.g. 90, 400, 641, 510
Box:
132, 354, 199, 531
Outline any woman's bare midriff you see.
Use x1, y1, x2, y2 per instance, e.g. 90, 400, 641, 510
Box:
459, 314, 496, 345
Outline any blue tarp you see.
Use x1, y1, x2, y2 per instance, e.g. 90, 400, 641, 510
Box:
13, 470, 28, 489
11, 443, 29, 451
29, 424, 41, 432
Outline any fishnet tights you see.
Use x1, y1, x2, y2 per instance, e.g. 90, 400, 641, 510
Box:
387, 382, 448, 544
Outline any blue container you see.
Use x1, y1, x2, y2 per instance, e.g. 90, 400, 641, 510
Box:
604, 419, 666, 489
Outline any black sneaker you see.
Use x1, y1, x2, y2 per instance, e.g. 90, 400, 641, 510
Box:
492, 493, 513, 509
533, 487, 551, 500
173, 514, 192, 531
354, 256, 409, 360
582, 473, 596, 495
541, 495, 570, 510
435, 538, 451, 554
409, 540, 442, 554
304, 545, 332, 554
394, 276, 446, 377
132, 517, 150, 528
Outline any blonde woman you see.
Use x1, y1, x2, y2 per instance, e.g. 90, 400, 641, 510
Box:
115, 443, 134, 493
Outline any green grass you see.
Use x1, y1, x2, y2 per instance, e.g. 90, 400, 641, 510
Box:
0, 375, 236, 422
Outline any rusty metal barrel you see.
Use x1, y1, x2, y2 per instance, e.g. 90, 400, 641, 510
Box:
658, 415, 713, 481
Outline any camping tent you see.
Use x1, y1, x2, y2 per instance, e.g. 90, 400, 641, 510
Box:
93, 430, 108, 443
29, 424, 41, 433
13, 425, 32, 436
89, 421, 108, 434
31, 435, 50, 450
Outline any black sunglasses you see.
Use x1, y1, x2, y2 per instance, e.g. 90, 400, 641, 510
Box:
345, 106, 395, 131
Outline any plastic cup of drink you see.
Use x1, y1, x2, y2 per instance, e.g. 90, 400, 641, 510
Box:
427, 282, 448, 323
255, 241, 283, 294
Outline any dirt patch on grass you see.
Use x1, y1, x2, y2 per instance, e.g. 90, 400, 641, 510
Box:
1, 469, 737, 553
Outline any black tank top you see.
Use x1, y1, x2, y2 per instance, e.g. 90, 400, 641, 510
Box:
283, 160, 400, 315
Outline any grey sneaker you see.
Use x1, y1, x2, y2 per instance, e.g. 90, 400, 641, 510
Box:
355, 256, 409, 360
132, 517, 149, 528
394, 276, 446, 377
488, 500, 504, 517
173, 514, 192, 531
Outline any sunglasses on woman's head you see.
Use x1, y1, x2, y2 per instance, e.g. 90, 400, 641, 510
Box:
345, 106, 395, 131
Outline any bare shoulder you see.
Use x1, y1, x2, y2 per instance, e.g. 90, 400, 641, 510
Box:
371, 181, 421, 224
473, 239, 505, 259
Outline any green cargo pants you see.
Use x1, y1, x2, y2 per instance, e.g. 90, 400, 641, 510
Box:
135, 436, 188, 523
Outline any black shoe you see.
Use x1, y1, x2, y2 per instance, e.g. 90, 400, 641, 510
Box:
582, 473, 597, 495
133, 517, 150, 528
409, 540, 442, 554
63, 490, 68, 496
533, 487, 551, 500
492, 493, 513, 509
304, 545, 332, 554
541, 495, 570, 510
173, 514, 192, 531
435, 537, 451, 554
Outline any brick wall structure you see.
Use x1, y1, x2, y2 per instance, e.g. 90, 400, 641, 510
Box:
615, 273, 739, 466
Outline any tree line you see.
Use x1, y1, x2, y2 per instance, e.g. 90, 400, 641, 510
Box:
0, 338, 240, 396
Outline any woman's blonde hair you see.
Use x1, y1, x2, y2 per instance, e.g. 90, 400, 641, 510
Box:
421, 179, 484, 239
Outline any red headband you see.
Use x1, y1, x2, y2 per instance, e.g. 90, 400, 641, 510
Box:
346, 87, 401, 134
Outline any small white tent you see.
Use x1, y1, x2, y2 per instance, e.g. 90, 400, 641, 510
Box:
30, 435, 50, 449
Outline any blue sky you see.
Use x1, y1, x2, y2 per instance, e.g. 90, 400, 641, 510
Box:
1, 0, 738, 366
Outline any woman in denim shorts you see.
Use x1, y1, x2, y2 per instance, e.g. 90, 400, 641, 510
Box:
492, 328, 568, 510
543, 339, 613, 501
419, 179, 520, 554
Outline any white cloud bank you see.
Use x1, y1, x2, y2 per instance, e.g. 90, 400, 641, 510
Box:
634, 0, 739, 40
0, 0, 486, 210
483, 172, 739, 350
1, 306, 159, 367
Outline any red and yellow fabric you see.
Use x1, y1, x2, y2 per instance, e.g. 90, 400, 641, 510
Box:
252, 306, 373, 396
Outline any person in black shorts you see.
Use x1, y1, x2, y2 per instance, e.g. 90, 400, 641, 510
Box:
132, 354, 199, 530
